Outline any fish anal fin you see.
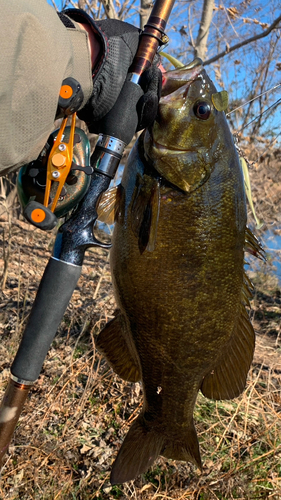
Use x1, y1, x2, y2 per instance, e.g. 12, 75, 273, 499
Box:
131, 174, 160, 254
201, 299, 255, 400
110, 414, 164, 484
96, 184, 123, 225
161, 421, 202, 470
96, 315, 140, 383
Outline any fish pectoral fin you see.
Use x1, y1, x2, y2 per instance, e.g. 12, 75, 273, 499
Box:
131, 174, 160, 254
110, 414, 164, 484
96, 315, 141, 383
161, 421, 202, 470
96, 184, 124, 225
146, 181, 161, 252
201, 298, 255, 400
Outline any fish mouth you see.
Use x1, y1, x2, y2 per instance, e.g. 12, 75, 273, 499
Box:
151, 140, 194, 154
161, 58, 203, 97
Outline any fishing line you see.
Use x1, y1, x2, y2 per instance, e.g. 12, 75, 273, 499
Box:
233, 98, 281, 181
226, 82, 281, 117
235, 97, 281, 134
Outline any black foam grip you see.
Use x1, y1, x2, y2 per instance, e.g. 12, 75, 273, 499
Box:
11, 257, 82, 381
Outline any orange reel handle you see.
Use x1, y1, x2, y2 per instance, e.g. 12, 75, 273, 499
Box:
44, 113, 76, 212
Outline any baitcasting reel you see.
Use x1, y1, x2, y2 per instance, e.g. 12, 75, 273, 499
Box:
17, 126, 92, 230
17, 78, 93, 231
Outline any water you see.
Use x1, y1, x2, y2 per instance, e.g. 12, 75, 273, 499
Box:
260, 229, 281, 284
245, 227, 281, 287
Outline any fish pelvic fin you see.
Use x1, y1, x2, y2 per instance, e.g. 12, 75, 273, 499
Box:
110, 414, 164, 485
96, 315, 141, 382
161, 421, 202, 470
201, 286, 255, 400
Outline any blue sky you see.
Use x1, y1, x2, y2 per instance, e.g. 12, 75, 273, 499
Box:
47, 0, 63, 9
46, 0, 281, 139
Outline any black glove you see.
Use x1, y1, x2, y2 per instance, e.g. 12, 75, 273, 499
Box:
59, 10, 162, 137
87, 56, 162, 142
136, 60, 162, 132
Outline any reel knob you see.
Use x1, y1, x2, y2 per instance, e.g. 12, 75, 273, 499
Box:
23, 201, 58, 230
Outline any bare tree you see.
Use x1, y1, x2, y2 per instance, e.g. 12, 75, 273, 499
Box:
100, 0, 118, 19
50, 0, 281, 142
204, 12, 281, 66
194, 0, 214, 60
139, 0, 153, 29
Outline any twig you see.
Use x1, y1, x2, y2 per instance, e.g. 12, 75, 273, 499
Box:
204, 13, 281, 66
49, 0, 59, 10
1, 213, 12, 290
93, 254, 110, 300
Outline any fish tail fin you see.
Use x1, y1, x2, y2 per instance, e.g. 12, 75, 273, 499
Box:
110, 415, 164, 485
161, 421, 202, 470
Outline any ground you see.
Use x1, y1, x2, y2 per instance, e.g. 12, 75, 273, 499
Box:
0, 154, 280, 500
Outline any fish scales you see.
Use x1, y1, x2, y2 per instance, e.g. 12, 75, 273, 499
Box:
96, 59, 262, 484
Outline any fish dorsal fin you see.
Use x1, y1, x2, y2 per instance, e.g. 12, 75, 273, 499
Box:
244, 226, 266, 260
201, 276, 255, 400
96, 184, 124, 225
131, 174, 161, 254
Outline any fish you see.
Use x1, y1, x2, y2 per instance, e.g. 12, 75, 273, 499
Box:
96, 58, 264, 484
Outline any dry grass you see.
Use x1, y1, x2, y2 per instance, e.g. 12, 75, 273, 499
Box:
0, 157, 281, 499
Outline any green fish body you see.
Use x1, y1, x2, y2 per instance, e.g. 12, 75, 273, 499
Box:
97, 60, 263, 484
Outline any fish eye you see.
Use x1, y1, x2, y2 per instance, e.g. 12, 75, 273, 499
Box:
193, 101, 211, 120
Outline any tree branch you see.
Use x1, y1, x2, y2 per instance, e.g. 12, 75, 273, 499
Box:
204, 13, 281, 66
140, 0, 153, 29
101, 0, 118, 19
194, 0, 215, 60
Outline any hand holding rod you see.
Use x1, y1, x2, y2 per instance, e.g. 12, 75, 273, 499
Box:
0, 0, 176, 467
91, 0, 176, 158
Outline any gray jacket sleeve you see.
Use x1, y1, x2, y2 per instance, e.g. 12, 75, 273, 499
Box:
0, 0, 93, 174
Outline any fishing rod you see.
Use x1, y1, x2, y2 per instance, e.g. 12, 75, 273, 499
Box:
0, 0, 176, 467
